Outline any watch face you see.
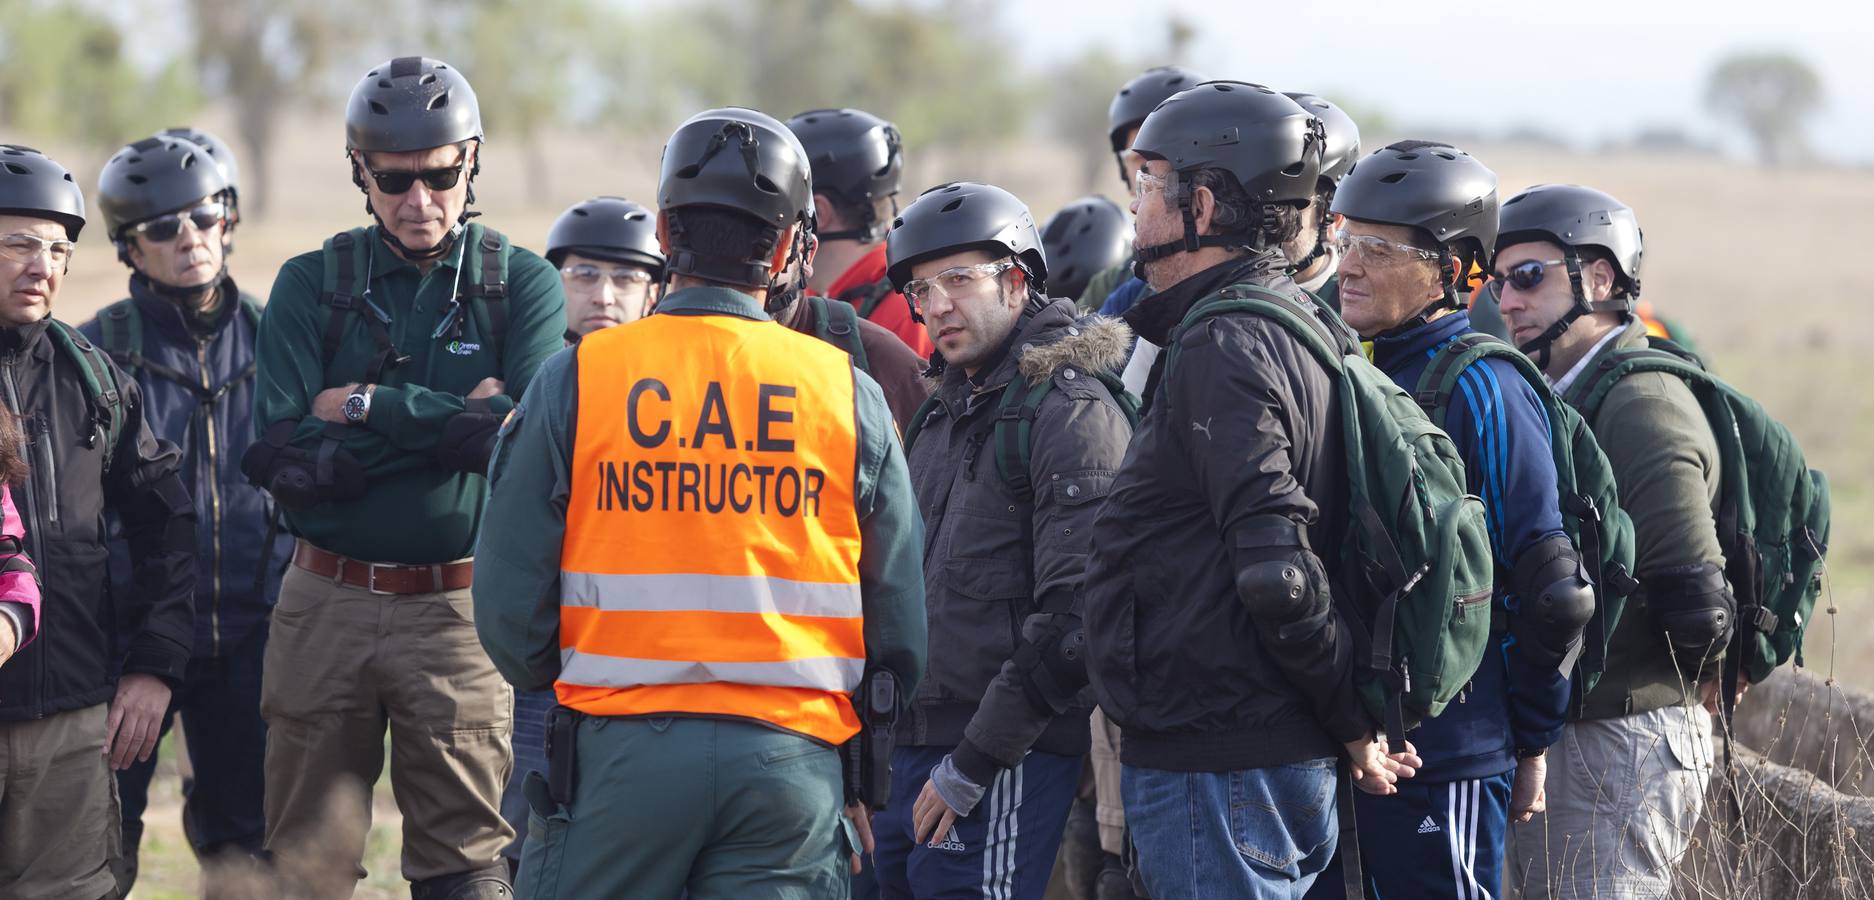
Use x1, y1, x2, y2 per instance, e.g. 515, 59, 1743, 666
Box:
343, 393, 368, 423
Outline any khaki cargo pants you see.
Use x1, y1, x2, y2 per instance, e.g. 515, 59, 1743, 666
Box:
0, 703, 120, 900
260, 564, 513, 891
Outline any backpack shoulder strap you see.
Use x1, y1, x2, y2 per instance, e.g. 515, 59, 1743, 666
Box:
839, 276, 896, 319
46, 320, 125, 467
319, 229, 364, 370
900, 393, 944, 454
807, 295, 871, 373
991, 358, 1140, 502
1566, 344, 1714, 424
1169, 284, 1346, 379
96, 299, 142, 368
1413, 332, 1550, 422
469, 226, 510, 369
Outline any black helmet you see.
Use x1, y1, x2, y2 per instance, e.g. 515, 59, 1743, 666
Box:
158, 127, 239, 206
1040, 195, 1131, 301
1496, 184, 1642, 294
346, 57, 483, 153
1132, 82, 1323, 204
785, 108, 903, 242
1331, 141, 1498, 263
658, 107, 814, 288
1108, 65, 1208, 153
0, 145, 86, 240
886, 182, 1046, 294
1493, 184, 1644, 365
1283, 92, 1361, 185
97, 135, 230, 240
546, 196, 664, 273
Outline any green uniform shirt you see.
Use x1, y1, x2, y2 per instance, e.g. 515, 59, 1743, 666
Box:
471, 285, 928, 709
253, 223, 567, 564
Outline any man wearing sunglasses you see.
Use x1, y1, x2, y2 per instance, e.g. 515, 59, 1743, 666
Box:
1083, 84, 1416, 899
871, 182, 1133, 900
1326, 143, 1591, 899
81, 133, 289, 895
246, 57, 567, 900
1492, 185, 1721, 899
786, 108, 933, 359
0, 145, 198, 900
474, 106, 926, 898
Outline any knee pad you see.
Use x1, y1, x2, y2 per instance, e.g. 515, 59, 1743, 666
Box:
410, 863, 512, 900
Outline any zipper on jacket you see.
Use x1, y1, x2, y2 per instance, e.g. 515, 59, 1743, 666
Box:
4, 351, 50, 718
197, 341, 223, 656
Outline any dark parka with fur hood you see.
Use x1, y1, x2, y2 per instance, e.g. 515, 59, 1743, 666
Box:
901, 297, 1134, 786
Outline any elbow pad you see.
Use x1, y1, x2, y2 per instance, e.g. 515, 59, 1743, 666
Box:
1643, 562, 1734, 673
1232, 515, 1332, 647
240, 420, 366, 510
436, 412, 503, 475
1015, 621, 1091, 717
1510, 535, 1597, 671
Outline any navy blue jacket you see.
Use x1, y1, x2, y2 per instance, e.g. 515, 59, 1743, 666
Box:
1098, 276, 1150, 318
1372, 310, 1570, 782
82, 275, 292, 658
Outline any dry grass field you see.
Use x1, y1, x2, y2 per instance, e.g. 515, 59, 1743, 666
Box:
48, 115, 1864, 897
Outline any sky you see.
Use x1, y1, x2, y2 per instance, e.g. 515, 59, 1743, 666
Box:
994, 0, 1874, 164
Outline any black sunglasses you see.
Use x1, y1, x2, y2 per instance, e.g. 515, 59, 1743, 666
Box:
366, 163, 465, 195
1489, 258, 1569, 293
130, 202, 227, 242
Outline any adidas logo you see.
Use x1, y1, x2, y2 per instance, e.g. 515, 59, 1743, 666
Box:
933, 828, 967, 852
1417, 816, 1441, 834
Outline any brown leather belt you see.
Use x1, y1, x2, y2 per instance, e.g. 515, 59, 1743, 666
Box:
292, 541, 474, 595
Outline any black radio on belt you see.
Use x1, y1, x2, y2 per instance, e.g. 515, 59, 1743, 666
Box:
845, 669, 899, 811
546, 705, 581, 806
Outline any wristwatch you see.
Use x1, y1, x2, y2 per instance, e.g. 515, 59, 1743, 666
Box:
342, 384, 375, 425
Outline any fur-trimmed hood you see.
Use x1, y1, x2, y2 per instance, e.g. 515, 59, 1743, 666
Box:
929, 297, 1133, 398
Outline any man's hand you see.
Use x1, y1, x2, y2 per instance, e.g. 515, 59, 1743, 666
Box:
467, 377, 506, 401
312, 383, 362, 423
1700, 676, 1750, 715
104, 673, 171, 770
844, 802, 874, 875
913, 778, 963, 848
1511, 753, 1548, 823
1344, 733, 1421, 796
0, 615, 16, 669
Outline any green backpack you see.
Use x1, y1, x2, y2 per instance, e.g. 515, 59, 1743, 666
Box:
1415, 333, 1639, 701
1166, 284, 1496, 743
806, 295, 871, 374
45, 321, 127, 471
836, 275, 898, 321
1566, 337, 1830, 690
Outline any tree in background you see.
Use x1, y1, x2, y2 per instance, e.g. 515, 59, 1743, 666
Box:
0, 0, 197, 157
1705, 51, 1824, 167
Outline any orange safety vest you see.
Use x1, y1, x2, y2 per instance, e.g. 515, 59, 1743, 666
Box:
558, 311, 867, 744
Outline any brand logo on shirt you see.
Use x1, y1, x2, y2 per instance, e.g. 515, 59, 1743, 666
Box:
1417, 816, 1441, 834
934, 828, 967, 852
446, 340, 482, 356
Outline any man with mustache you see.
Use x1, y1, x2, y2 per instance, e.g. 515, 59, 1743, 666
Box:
0, 144, 197, 900
246, 56, 566, 899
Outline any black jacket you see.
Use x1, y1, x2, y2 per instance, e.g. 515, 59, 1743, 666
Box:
0, 318, 195, 720
1084, 253, 1369, 772
901, 299, 1133, 781
81, 275, 293, 658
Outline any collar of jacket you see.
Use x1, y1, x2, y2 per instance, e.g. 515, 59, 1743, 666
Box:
1371, 308, 1474, 375
934, 297, 1131, 418
127, 272, 241, 341
1123, 250, 1286, 346
655, 284, 772, 321
0, 318, 52, 358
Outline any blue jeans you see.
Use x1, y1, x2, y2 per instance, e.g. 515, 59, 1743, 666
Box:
1121, 758, 1338, 900
116, 625, 270, 893
500, 687, 556, 864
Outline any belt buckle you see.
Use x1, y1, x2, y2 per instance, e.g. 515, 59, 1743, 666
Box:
366, 564, 395, 596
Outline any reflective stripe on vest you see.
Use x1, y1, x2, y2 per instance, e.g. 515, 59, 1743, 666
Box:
558, 311, 865, 744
